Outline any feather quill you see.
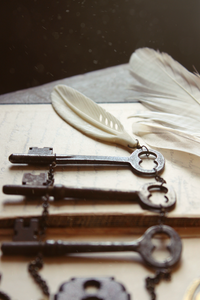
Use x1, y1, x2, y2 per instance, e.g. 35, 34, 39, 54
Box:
128, 47, 200, 156
51, 85, 138, 149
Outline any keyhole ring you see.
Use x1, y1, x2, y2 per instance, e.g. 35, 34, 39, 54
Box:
139, 225, 182, 269
129, 148, 165, 176
139, 183, 176, 212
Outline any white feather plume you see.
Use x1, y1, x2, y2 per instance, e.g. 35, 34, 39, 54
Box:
51, 85, 138, 149
128, 47, 200, 156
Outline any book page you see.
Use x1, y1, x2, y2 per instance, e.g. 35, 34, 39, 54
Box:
0, 103, 200, 228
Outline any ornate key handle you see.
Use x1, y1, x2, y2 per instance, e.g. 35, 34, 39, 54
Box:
138, 182, 176, 212
1, 225, 182, 269
137, 225, 182, 269
131, 148, 165, 176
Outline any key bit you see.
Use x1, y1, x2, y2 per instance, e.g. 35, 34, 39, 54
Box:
13, 218, 39, 241
3, 181, 176, 212
9, 147, 165, 176
22, 173, 48, 186
1, 225, 182, 269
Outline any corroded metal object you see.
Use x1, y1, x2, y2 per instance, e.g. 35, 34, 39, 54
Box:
1, 225, 182, 269
9, 147, 165, 176
22, 172, 48, 186
13, 218, 39, 241
3, 180, 176, 212
55, 277, 130, 300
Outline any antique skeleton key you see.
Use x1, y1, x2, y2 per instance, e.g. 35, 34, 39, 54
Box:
9, 147, 165, 176
3, 180, 176, 212
1, 225, 182, 269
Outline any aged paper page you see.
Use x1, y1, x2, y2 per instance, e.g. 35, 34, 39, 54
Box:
0, 103, 200, 230
0, 103, 200, 300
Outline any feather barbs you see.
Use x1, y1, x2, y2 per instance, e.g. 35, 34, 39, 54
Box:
129, 47, 200, 156
129, 48, 200, 105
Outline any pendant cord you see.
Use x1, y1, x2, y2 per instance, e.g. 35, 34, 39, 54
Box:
28, 254, 50, 297
28, 162, 56, 298
145, 269, 171, 300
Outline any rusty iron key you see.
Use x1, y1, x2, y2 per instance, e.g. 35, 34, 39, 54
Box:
9, 147, 165, 176
1, 225, 182, 269
3, 182, 176, 212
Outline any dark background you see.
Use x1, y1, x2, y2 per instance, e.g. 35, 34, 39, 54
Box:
1, 0, 199, 95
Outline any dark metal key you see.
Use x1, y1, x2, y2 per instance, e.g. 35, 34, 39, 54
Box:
1, 225, 182, 269
3, 182, 176, 212
9, 147, 165, 176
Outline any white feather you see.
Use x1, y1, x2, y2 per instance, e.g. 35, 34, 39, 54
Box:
130, 98, 200, 120
129, 48, 200, 105
129, 48, 200, 156
134, 123, 200, 157
129, 112, 200, 136
51, 85, 138, 149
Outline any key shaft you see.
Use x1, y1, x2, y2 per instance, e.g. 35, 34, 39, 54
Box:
3, 184, 138, 201
1, 240, 140, 256
9, 154, 128, 165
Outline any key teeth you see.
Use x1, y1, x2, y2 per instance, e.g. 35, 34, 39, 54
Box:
22, 172, 48, 186
28, 147, 54, 155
